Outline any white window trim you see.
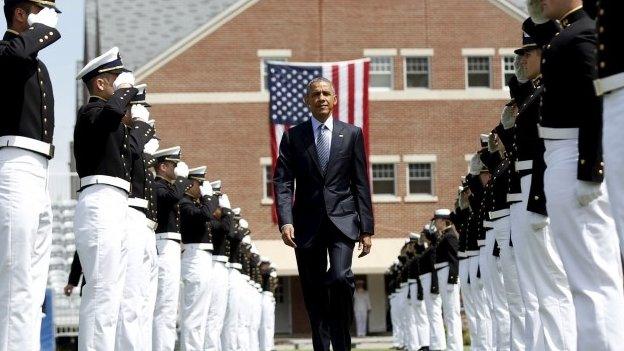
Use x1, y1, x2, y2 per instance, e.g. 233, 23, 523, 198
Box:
260, 157, 274, 205
403, 56, 431, 90
465, 56, 492, 89
363, 48, 398, 56
370, 156, 400, 202
404, 156, 437, 201
501, 55, 515, 90
498, 48, 516, 56
400, 48, 434, 57
461, 48, 496, 56
257, 49, 292, 58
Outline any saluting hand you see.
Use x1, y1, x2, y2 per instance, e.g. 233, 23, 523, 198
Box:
358, 233, 372, 258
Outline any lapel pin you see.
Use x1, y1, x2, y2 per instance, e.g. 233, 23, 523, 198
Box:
339, 134, 344, 138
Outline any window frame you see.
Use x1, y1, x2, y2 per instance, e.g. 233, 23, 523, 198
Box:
364, 50, 396, 91
260, 157, 274, 205
501, 55, 516, 89
403, 155, 438, 203
465, 56, 492, 89
369, 155, 401, 203
403, 56, 431, 89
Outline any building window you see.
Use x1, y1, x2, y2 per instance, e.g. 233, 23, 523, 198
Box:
502, 56, 515, 87
405, 57, 430, 88
466, 56, 491, 88
369, 56, 394, 89
263, 164, 273, 200
407, 163, 433, 195
372, 163, 396, 195
261, 57, 288, 90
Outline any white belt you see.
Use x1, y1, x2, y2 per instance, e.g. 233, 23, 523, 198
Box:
408, 278, 417, 283
507, 193, 522, 202
80, 175, 130, 193
515, 160, 533, 171
538, 125, 579, 140
0, 135, 54, 158
213, 255, 229, 263
434, 262, 449, 270
128, 197, 148, 209
183, 243, 213, 251
477, 239, 486, 246
594, 72, 624, 96
458, 251, 467, 258
155, 232, 181, 241
466, 250, 481, 257
263, 291, 273, 297
146, 218, 157, 231
489, 208, 511, 219
230, 263, 242, 270
483, 220, 494, 228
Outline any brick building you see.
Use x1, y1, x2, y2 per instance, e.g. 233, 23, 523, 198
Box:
83, 0, 527, 334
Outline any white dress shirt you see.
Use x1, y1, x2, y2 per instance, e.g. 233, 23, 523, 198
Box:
311, 115, 333, 151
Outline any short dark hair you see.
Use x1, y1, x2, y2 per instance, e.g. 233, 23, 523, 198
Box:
305, 77, 334, 96
4, 2, 32, 27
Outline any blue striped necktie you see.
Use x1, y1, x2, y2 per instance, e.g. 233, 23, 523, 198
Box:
316, 124, 330, 173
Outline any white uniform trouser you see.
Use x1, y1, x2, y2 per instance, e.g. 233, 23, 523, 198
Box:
512, 175, 577, 350
205, 260, 230, 351
459, 258, 477, 350
0, 148, 51, 351
180, 247, 213, 350
390, 294, 401, 348
421, 272, 445, 350
399, 285, 410, 348
260, 292, 275, 351
153, 239, 181, 351
480, 229, 510, 350
74, 184, 128, 351
222, 268, 242, 351
409, 283, 429, 350
354, 308, 367, 338
492, 216, 526, 351
115, 207, 156, 351
468, 254, 493, 350
403, 283, 419, 351
604, 87, 624, 254
544, 139, 624, 350
438, 266, 463, 351
249, 288, 262, 351
240, 279, 253, 351
143, 227, 158, 351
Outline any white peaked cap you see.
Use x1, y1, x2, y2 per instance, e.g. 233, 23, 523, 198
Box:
239, 218, 249, 229
232, 208, 241, 215
76, 47, 126, 81
241, 234, 252, 245
409, 232, 420, 240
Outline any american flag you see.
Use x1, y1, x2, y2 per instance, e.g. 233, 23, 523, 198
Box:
267, 58, 371, 170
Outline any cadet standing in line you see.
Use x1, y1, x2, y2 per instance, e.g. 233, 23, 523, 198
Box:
0, 1, 60, 348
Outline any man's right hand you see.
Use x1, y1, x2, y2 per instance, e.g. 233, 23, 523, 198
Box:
28, 7, 58, 28
281, 224, 297, 248
113, 72, 135, 90
63, 284, 75, 297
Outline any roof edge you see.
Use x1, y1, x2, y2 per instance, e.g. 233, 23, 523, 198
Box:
486, 0, 528, 22
134, 0, 260, 81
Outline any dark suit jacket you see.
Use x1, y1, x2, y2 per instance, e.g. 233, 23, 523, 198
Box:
273, 119, 374, 248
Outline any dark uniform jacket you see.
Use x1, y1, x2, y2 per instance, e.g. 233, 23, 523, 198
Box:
74, 89, 142, 186
1, 25, 60, 156
211, 198, 235, 259
467, 174, 485, 251
154, 176, 193, 234
129, 152, 158, 221
419, 245, 438, 294
179, 194, 213, 245
540, 8, 604, 182
435, 227, 459, 284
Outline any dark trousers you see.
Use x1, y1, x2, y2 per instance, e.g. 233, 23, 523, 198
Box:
295, 217, 356, 351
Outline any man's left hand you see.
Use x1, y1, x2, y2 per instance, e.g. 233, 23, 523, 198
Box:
358, 233, 372, 258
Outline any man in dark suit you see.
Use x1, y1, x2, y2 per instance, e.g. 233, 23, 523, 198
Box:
273, 77, 374, 351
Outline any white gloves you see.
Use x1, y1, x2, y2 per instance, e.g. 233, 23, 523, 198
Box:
28, 7, 58, 28
143, 138, 159, 155
487, 133, 500, 153
147, 119, 155, 128
501, 105, 517, 129
576, 180, 603, 207
528, 212, 549, 231
200, 183, 213, 197
514, 54, 529, 83
469, 154, 485, 175
239, 219, 249, 230
130, 104, 150, 123
113, 72, 135, 90
174, 161, 189, 178
527, 0, 548, 24
219, 194, 231, 209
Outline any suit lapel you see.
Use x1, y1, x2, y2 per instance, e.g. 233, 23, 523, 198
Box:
302, 121, 323, 176
326, 121, 345, 171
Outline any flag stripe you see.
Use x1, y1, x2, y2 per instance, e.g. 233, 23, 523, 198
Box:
348, 63, 355, 125
354, 61, 364, 128
331, 66, 341, 120
338, 64, 349, 123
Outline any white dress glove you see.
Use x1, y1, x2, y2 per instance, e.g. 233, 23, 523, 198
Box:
219, 194, 231, 209
576, 180, 603, 207
143, 138, 159, 155
147, 119, 155, 128
113, 72, 135, 90
200, 183, 213, 197
174, 161, 189, 178
469, 154, 485, 176
28, 7, 58, 28
528, 212, 549, 231
501, 105, 517, 130
131, 104, 150, 123
527, 0, 548, 24
514, 54, 529, 84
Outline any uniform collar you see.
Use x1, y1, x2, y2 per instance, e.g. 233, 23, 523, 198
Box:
88, 95, 107, 103
4, 29, 19, 40
560, 6, 585, 28
532, 75, 542, 88
311, 115, 333, 132
155, 175, 174, 184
